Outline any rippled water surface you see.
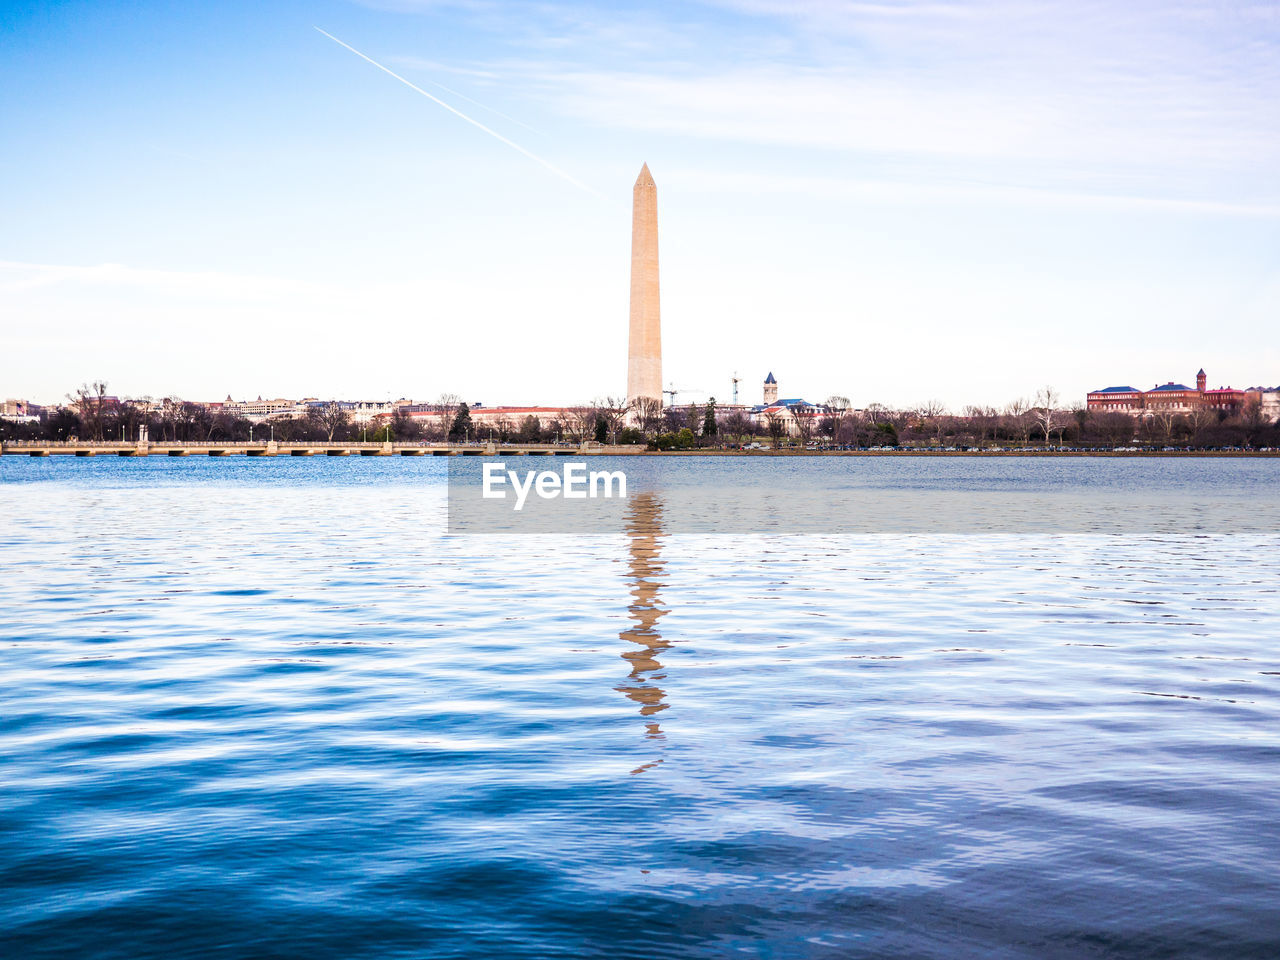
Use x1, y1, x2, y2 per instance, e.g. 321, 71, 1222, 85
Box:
3, 457, 1280, 958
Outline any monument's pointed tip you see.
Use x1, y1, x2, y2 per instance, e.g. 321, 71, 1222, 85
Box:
635, 162, 654, 187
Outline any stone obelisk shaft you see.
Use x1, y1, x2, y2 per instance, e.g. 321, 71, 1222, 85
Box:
627, 164, 662, 404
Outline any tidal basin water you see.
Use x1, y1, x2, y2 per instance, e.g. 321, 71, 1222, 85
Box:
3, 456, 1279, 959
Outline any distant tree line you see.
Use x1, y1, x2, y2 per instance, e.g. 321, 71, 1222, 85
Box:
2, 382, 1276, 450
634, 388, 1280, 451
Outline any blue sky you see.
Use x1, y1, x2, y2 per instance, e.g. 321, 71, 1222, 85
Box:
2, 0, 1277, 408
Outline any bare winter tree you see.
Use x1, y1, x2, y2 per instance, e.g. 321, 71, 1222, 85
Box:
1097, 411, 1136, 446
1005, 397, 1035, 446
158, 397, 181, 441
918, 399, 947, 444
597, 397, 627, 443
964, 405, 996, 448
764, 409, 787, 449
825, 395, 850, 443
1186, 404, 1218, 446
389, 408, 423, 442
310, 401, 350, 441
792, 406, 816, 444
662, 404, 686, 434
431, 393, 460, 442
271, 415, 306, 442
129, 396, 156, 440
721, 410, 754, 445
1148, 406, 1180, 444
70, 381, 110, 441
105, 398, 140, 442
630, 397, 664, 437
1068, 403, 1088, 444
845, 409, 870, 447
919, 399, 946, 418
1033, 387, 1062, 446
580, 402, 603, 443
542, 413, 566, 443
1238, 394, 1268, 447
562, 406, 597, 444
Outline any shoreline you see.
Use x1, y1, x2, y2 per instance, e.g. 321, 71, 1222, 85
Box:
2, 441, 1278, 458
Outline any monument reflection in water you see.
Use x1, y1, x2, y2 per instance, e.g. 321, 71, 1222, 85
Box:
615, 492, 671, 754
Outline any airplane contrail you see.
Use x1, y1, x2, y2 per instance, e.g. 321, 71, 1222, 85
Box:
425, 75, 543, 136
314, 27, 602, 199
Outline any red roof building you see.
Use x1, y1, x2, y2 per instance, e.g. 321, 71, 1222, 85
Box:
1088, 368, 1252, 417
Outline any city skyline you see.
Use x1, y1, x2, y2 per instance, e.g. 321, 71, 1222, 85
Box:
2, 0, 1278, 408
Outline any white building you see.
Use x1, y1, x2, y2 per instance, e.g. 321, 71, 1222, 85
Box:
220, 396, 303, 421
220, 397, 414, 423
1258, 388, 1280, 423
747, 373, 828, 436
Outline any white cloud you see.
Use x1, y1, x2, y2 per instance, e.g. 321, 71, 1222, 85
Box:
384, 0, 1280, 201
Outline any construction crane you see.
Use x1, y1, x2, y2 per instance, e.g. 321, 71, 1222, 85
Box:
731, 373, 741, 405
663, 384, 704, 406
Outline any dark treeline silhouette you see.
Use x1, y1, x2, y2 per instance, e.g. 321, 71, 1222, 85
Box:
640, 396, 1279, 450
0, 389, 630, 446
2, 384, 1276, 450
861, 405, 1279, 450
0, 401, 413, 444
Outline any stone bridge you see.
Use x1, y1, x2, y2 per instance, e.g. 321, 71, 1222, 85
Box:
1, 441, 645, 457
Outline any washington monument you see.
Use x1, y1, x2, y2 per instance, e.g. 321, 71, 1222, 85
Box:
627, 163, 662, 405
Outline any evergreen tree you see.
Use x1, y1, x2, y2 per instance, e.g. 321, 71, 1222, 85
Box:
594, 415, 608, 444
703, 398, 718, 437
517, 415, 541, 442
449, 402, 473, 442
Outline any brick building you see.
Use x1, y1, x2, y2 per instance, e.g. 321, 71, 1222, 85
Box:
1088, 369, 1255, 418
